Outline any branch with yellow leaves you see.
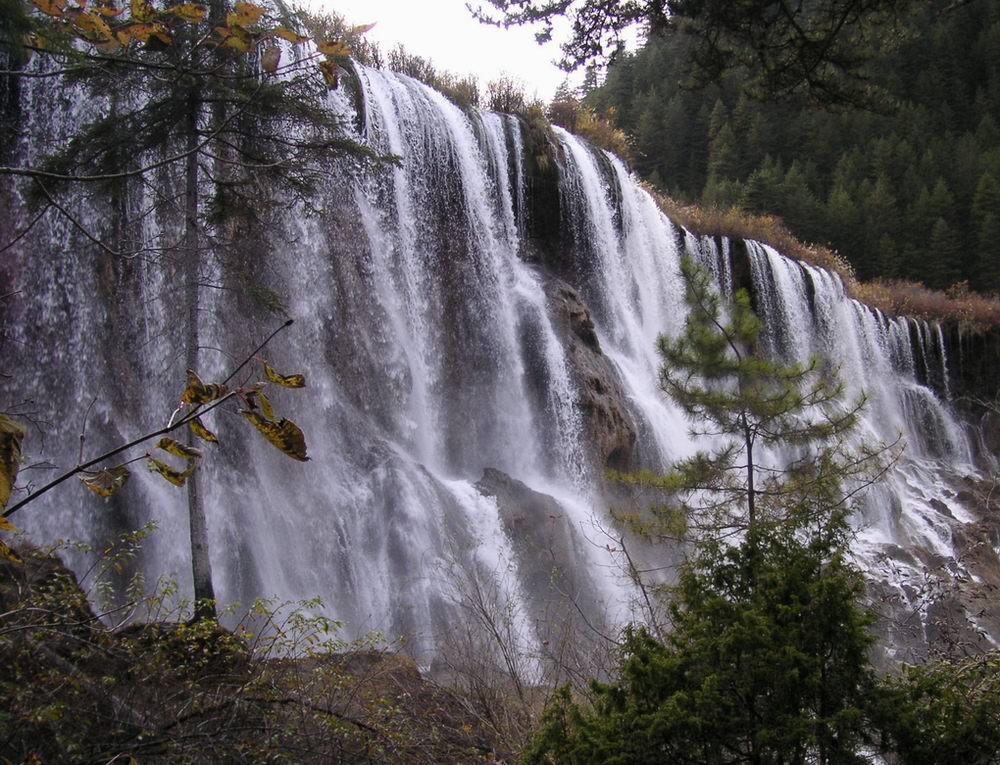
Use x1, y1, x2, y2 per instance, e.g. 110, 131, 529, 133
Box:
2, 317, 300, 520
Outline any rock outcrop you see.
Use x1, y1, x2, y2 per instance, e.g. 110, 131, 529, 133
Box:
547, 279, 639, 471
475, 467, 604, 632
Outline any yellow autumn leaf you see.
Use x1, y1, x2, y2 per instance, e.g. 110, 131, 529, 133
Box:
115, 27, 131, 44
74, 11, 113, 41
261, 44, 280, 73
32, 0, 65, 17
79, 466, 130, 498
227, 1, 264, 27
263, 363, 305, 388
130, 0, 155, 22
156, 437, 202, 460
181, 369, 228, 405
128, 22, 170, 44
274, 26, 308, 44
95, 37, 121, 52
254, 388, 275, 420
126, 22, 155, 42
222, 34, 250, 51
349, 22, 375, 36
318, 59, 338, 89
0, 414, 26, 511
242, 411, 308, 462
170, 2, 207, 22
147, 457, 196, 487
189, 417, 219, 444
0, 539, 22, 565
316, 39, 350, 57
0, 515, 17, 533
150, 24, 172, 44
94, 2, 124, 17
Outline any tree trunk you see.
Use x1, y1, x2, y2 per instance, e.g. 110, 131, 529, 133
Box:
183, 98, 216, 622
744, 415, 758, 589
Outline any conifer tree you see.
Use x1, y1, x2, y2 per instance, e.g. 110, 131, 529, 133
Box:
743, 155, 784, 213
926, 217, 962, 289
614, 257, 874, 544
972, 172, 1000, 233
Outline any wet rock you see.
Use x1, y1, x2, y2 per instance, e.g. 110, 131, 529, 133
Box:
981, 410, 1000, 454
548, 280, 639, 471
929, 497, 954, 518
475, 467, 603, 630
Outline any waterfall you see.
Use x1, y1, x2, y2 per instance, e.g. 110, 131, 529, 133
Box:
3, 61, 990, 661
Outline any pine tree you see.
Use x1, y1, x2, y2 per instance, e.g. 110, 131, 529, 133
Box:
862, 175, 899, 279
707, 98, 728, 140
581, 60, 601, 97
779, 161, 823, 243
972, 172, 1000, 233
743, 155, 785, 213
878, 233, 902, 279
825, 185, 864, 262
926, 217, 963, 289
703, 121, 741, 206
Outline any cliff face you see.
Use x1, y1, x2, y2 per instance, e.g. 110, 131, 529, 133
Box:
3, 62, 997, 663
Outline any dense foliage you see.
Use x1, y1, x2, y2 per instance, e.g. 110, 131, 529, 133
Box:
586, 0, 1000, 290
524, 525, 877, 764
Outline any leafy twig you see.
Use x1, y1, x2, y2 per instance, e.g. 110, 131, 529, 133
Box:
3, 320, 294, 519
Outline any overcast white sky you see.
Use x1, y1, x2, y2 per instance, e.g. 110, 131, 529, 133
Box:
308, 0, 578, 102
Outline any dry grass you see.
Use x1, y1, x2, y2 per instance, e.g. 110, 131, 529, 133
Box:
650, 191, 1000, 331
650, 191, 855, 280
852, 280, 1000, 331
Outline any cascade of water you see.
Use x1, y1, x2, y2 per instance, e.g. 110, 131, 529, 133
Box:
4, 60, 987, 660
507, 114, 527, 240
743, 237, 977, 593
936, 322, 952, 400
480, 111, 519, 253
720, 238, 733, 296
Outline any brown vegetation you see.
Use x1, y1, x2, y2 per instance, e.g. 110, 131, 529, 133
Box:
851, 280, 1000, 332
549, 100, 633, 162
652, 193, 854, 279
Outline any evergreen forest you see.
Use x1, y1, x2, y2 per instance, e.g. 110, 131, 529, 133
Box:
584, 0, 1000, 290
